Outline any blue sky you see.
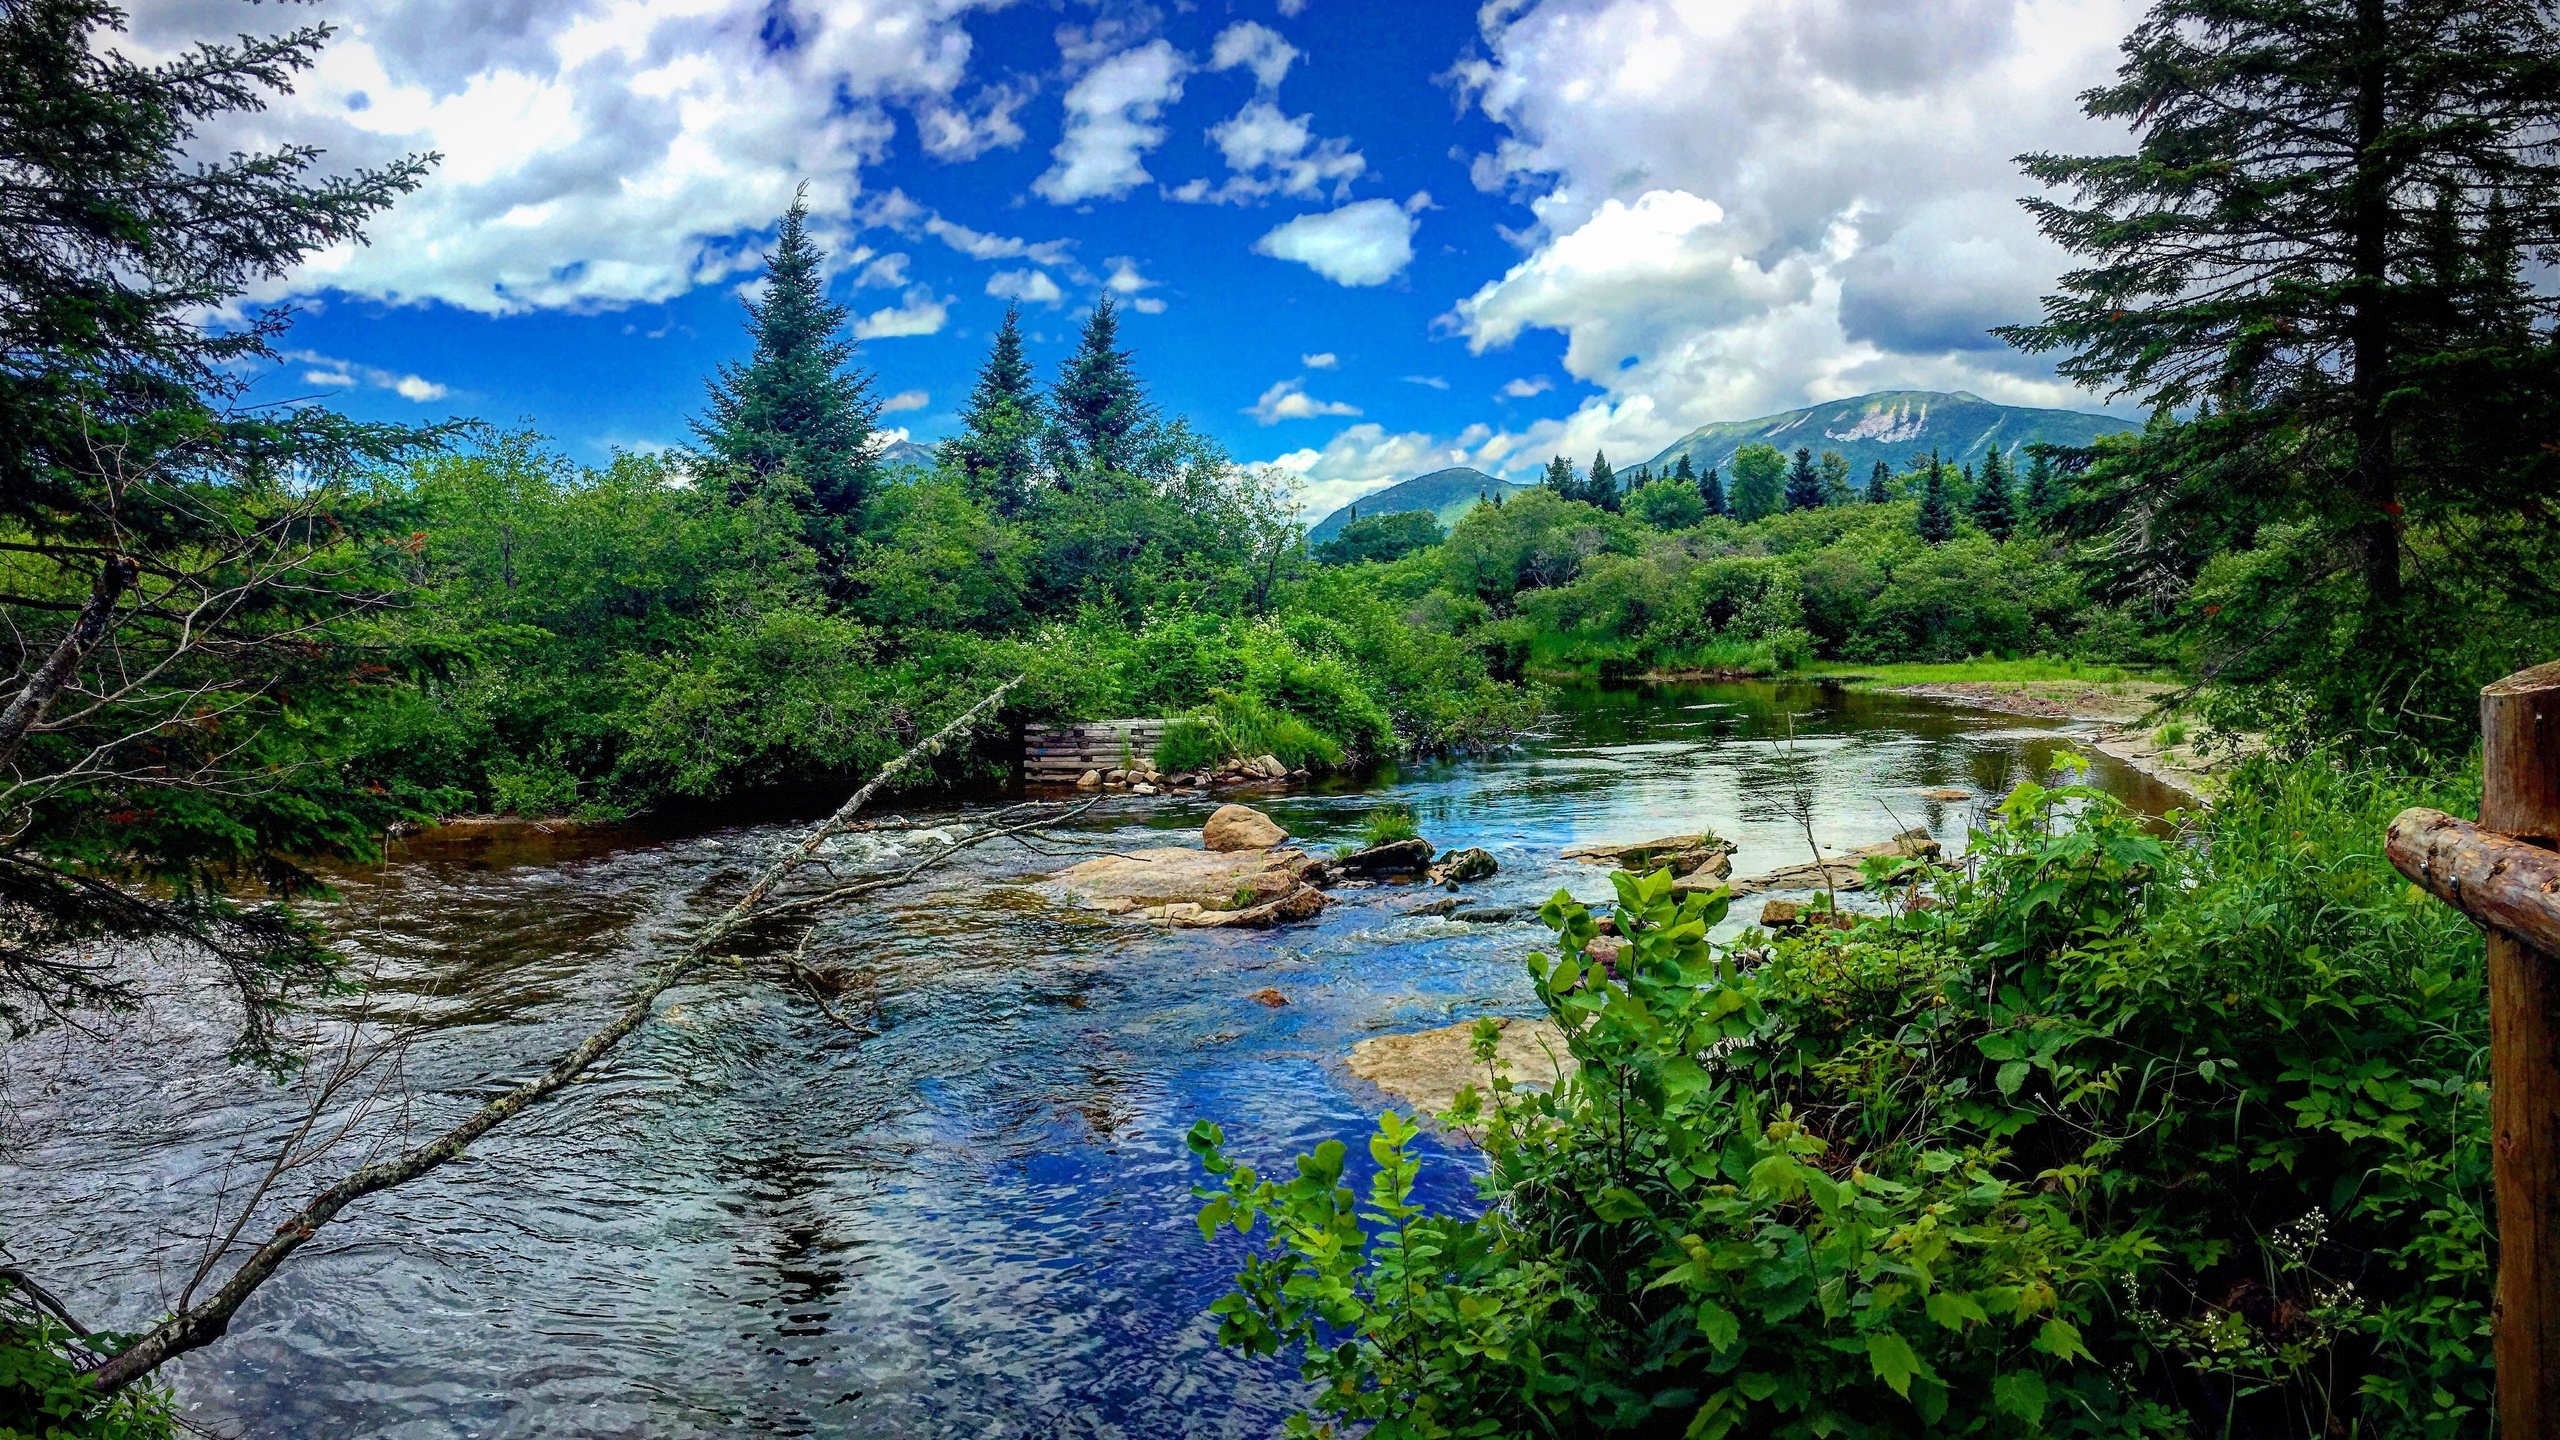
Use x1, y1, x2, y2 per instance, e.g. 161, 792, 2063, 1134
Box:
133, 0, 2150, 518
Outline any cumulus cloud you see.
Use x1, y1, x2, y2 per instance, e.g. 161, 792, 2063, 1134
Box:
1502, 376, 1553, 398
1036, 40, 1188, 204
1209, 21, 1298, 92
853, 289, 948, 339
1248, 378, 1362, 424
915, 82, 1029, 161
880, 389, 930, 413
986, 268, 1064, 305
1170, 100, 1366, 204
119, 0, 1004, 315
1104, 256, 1168, 314
1443, 0, 2145, 461
1302, 351, 1339, 369
1254, 198, 1417, 286
282, 349, 448, 401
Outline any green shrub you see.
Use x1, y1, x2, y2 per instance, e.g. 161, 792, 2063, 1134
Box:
1, 1297, 175, 1439
1195, 755, 2489, 1437
1154, 715, 1227, 773
2155, 720, 2190, 748
1211, 691, 1342, 771
1358, 805, 1421, 848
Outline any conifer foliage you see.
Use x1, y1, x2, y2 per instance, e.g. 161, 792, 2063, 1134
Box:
1916, 458, 1957, 543
946, 304, 1043, 515
694, 193, 881, 522
1047, 296, 1154, 479
1968, 447, 2015, 539
1698, 465, 1726, 517
1864, 460, 1892, 504
1783, 446, 1824, 511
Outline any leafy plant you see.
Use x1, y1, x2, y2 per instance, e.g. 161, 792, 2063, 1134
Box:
1154, 716, 1227, 773
1357, 806, 1422, 849
1195, 754, 2490, 1437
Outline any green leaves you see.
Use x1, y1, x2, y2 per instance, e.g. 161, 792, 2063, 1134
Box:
1864, 1329, 1929, 1398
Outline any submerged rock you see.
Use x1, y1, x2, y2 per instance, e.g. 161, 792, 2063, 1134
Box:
1347, 1017, 1578, 1118
1448, 904, 1529, 924
1203, 803, 1290, 852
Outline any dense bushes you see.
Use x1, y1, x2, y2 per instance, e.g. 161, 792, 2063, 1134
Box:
1195, 756, 2492, 1437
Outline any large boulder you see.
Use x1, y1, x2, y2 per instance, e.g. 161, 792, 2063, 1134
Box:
1337, 837, 1435, 875
1348, 1017, 1577, 1118
1203, 803, 1290, 852
1434, 847, 1499, 883
1058, 845, 1319, 913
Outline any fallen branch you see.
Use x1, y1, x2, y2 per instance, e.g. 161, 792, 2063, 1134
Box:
82, 677, 1023, 1395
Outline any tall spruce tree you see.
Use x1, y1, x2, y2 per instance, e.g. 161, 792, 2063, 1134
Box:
946, 304, 1043, 515
694, 192, 880, 521
1784, 446, 1825, 510
1865, 460, 1892, 504
1587, 450, 1617, 510
1999, 0, 2560, 659
1048, 295, 1154, 479
1673, 453, 1695, 484
1700, 465, 1727, 517
1543, 453, 1577, 497
2021, 450, 2057, 527
1916, 459, 1957, 543
1969, 447, 2016, 539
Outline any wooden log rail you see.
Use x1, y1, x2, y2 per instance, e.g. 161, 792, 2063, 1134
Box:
2387, 659, 2560, 1437
1023, 719, 1170, 784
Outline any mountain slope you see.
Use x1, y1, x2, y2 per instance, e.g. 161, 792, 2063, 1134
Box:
1307, 466, 1526, 543
1643, 390, 2135, 480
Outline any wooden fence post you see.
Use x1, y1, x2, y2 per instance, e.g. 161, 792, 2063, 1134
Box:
2483, 661, 2560, 1436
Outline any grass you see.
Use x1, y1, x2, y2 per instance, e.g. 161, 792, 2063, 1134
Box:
1358, 805, 1421, 848
1800, 656, 2145, 686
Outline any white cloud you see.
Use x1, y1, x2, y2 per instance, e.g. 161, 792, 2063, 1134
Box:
853, 289, 948, 339
120, 0, 1005, 315
1502, 376, 1553, 398
986, 268, 1064, 305
1276, 0, 1310, 15
1261, 422, 1499, 521
1403, 375, 1449, 390
1209, 22, 1298, 92
283, 349, 448, 401
1036, 40, 1189, 204
1254, 198, 1417, 287
880, 389, 930, 413
1441, 0, 2146, 460
1302, 351, 1339, 369
1104, 256, 1168, 314
1248, 378, 1361, 424
916, 82, 1029, 161
1170, 100, 1366, 204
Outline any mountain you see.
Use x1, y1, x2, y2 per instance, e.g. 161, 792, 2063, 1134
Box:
1642, 390, 2136, 481
1307, 467, 1526, 543
874, 437, 935, 467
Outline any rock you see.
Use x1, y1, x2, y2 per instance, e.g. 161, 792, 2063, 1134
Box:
1730, 830, 1943, 896
1668, 852, 1734, 893
1187, 883, 1326, 929
1131, 782, 1159, 796
1250, 988, 1290, 1007
1916, 787, 1971, 802
1448, 904, 1529, 924
1402, 896, 1461, 918
1347, 1017, 1577, 1118
1561, 832, 1734, 875
1203, 803, 1290, 852
1759, 899, 1805, 929
1337, 838, 1436, 875
1256, 754, 1286, 778
1058, 845, 1320, 913
1434, 847, 1499, 883
1076, 769, 1102, 789
1106, 768, 1127, 784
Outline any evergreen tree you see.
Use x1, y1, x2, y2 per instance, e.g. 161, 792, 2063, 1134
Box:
945, 304, 1044, 516
2022, 450, 2057, 527
1673, 453, 1696, 484
1699, 466, 1726, 518
2000, 0, 2560, 657
1864, 460, 1892, 504
1048, 295, 1154, 479
1916, 459, 1957, 543
1784, 446, 1825, 510
1818, 450, 1853, 506
1543, 453, 1578, 498
1587, 450, 1617, 509
694, 192, 881, 521
1729, 443, 1785, 522
1969, 447, 2016, 539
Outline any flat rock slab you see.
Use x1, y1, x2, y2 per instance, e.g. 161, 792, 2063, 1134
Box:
1730, 830, 1940, 896
1058, 846, 1321, 913
1561, 832, 1734, 874
1347, 1017, 1577, 1117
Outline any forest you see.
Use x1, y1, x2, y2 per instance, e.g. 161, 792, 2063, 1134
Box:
2, 0, 2558, 1435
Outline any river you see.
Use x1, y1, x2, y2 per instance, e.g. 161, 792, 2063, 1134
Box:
0, 681, 2185, 1437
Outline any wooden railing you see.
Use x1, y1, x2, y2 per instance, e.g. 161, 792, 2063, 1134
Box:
1021, 718, 1170, 785
2386, 660, 2560, 1436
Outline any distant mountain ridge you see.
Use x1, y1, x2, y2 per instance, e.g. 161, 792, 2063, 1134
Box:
1307, 466, 1525, 543
1642, 390, 2135, 481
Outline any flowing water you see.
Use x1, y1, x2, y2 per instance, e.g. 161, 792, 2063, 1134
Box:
1, 681, 2185, 1438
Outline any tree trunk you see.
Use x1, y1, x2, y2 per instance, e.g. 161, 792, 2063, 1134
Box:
0, 554, 136, 772
2347, 0, 2402, 613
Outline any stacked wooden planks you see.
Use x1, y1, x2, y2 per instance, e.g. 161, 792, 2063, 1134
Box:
1023, 719, 1170, 785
